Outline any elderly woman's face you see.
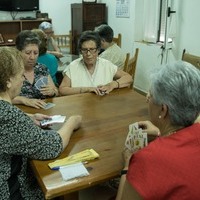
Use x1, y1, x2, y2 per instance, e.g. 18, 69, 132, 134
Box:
81, 40, 99, 67
21, 44, 39, 68
44, 28, 54, 38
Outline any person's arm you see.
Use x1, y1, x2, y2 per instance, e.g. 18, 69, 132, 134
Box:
47, 37, 63, 58
116, 149, 142, 200
40, 75, 59, 97
114, 69, 133, 88
97, 70, 133, 94
117, 178, 142, 200
12, 96, 47, 109
57, 115, 82, 149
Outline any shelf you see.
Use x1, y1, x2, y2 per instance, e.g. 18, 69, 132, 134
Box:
0, 19, 52, 46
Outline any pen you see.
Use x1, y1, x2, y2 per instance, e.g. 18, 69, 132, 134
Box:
51, 161, 88, 170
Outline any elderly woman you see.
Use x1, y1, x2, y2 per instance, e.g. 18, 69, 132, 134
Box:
38, 21, 63, 58
59, 31, 132, 96
12, 30, 59, 109
116, 61, 200, 199
0, 47, 82, 199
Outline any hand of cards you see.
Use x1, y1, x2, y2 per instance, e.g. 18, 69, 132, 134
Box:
40, 115, 66, 126
35, 76, 48, 90
125, 122, 148, 152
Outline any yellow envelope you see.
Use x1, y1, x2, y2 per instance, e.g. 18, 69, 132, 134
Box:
48, 149, 99, 169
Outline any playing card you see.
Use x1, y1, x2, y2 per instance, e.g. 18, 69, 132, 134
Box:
35, 76, 48, 90
40, 115, 66, 126
125, 122, 148, 152
43, 103, 56, 110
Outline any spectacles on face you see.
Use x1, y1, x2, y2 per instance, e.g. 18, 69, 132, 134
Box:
80, 48, 97, 55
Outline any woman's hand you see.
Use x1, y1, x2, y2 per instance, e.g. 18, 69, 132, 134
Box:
138, 120, 160, 136
24, 98, 47, 109
123, 148, 133, 168
97, 81, 117, 94
40, 85, 58, 97
30, 113, 52, 127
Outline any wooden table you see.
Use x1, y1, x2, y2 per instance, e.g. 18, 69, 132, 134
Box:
19, 88, 148, 199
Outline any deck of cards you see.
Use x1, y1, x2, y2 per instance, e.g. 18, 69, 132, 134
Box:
40, 115, 66, 126
125, 122, 148, 152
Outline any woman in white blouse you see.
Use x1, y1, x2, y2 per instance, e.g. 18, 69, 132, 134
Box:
59, 31, 132, 96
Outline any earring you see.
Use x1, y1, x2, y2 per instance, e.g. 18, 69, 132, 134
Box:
158, 115, 161, 119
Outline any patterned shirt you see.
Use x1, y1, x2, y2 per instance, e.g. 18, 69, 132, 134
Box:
20, 63, 49, 99
0, 100, 63, 199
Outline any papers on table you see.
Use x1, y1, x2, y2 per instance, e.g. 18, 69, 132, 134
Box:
59, 162, 89, 181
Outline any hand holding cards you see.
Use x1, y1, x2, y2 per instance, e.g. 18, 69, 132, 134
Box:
125, 122, 148, 152
35, 76, 48, 90
40, 115, 66, 126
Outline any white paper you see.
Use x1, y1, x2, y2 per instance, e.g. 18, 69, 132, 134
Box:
59, 162, 89, 181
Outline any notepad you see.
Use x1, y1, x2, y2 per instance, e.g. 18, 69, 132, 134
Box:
59, 162, 89, 181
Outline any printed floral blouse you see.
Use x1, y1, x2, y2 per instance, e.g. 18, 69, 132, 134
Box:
20, 63, 50, 99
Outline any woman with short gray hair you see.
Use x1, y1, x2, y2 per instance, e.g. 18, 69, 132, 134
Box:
116, 61, 200, 199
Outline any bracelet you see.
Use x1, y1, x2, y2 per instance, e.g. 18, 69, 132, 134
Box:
115, 80, 120, 89
120, 169, 128, 176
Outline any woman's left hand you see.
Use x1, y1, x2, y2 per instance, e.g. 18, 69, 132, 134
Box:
97, 82, 117, 95
40, 85, 57, 97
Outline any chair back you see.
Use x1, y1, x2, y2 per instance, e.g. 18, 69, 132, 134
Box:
113, 33, 121, 47
182, 49, 200, 70
123, 53, 130, 72
125, 48, 139, 88
54, 31, 72, 54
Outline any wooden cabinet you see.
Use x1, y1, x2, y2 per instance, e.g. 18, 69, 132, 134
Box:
71, 3, 107, 54
0, 19, 51, 46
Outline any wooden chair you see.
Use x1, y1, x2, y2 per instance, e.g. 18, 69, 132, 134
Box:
124, 48, 139, 88
123, 52, 130, 71
113, 33, 121, 47
182, 49, 200, 70
54, 31, 72, 54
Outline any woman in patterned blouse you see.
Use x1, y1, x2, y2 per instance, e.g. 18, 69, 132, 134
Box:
12, 30, 58, 109
0, 46, 82, 199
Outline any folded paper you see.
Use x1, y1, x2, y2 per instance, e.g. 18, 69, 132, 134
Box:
48, 149, 99, 169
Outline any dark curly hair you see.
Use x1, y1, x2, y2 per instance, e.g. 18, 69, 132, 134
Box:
78, 31, 101, 53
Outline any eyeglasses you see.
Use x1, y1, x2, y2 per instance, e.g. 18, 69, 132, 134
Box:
81, 48, 97, 55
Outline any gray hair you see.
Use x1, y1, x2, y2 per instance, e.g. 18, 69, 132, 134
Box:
150, 60, 200, 126
38, 21, 52, 30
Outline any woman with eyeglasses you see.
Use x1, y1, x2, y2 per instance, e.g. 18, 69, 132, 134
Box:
59, 31, 132, 96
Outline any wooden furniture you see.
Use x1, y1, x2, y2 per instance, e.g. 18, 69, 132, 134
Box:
124, 48, 139, 88
54, 31, 73, 54
182, 49, 200, 70
18, 88, 148, 199
0, 19, 52, 46
71, 3, 107, 55
113, 33, 122, 47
